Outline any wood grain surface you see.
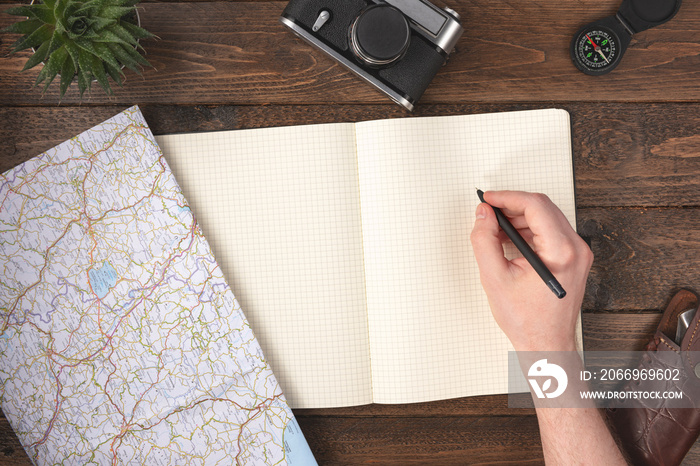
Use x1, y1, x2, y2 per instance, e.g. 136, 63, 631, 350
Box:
2, 0, 700, 464
2, 1, 700, 105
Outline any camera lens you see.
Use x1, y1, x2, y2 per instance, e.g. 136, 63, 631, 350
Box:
349, 5, 411, 68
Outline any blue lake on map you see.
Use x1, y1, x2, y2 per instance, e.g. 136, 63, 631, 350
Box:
88, 261, 118, 299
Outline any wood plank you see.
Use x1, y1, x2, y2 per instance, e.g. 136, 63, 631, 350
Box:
2, 103, 699, 208
580, 208, 700, 310
293, 416, 700, 465
294, 415, 545, 465
582, 312, 658, 351
0, 410, 29, 466
3, 1, 700, 105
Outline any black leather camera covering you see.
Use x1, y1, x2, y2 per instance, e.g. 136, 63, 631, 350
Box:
379, 39, 443, 101
283, 0, 366, 51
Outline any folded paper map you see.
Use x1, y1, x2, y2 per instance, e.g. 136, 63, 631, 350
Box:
0, 106, 315, 465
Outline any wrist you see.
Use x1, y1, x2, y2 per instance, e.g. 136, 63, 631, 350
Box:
512, 336, 578, 353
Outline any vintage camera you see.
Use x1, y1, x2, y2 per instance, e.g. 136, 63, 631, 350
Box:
280, 0, 464, 111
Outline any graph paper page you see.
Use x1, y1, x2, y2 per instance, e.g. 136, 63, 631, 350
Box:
355, 109, 576, 403
155, 124, 372, 409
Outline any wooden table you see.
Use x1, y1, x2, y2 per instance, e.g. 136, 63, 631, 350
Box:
1, 0, 699, 464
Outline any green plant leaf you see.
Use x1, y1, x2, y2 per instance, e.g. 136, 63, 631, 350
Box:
21, 4, 55, 24
120, 21, 154, 40
103, 60, 124, 87
59, 56, 76, 97
12, 23, 53, 54
73, 0, 107, 17
35, 45, 69, 93
77, 67, 90, 97
54, 0, 69, 31
106, 42, 141, 74
63, 2, 82, 21
93, 42, 122, 71
2, 19, 43, 36
53, 1, 71, 36
73, 37, 102, 58
76, 49, 96, 96
97, 6, 134, 20
4, 4, 52, 23
93, 29, 133, 48
87, 17, 116, 32
42, 0, 57, 10
22, 40, 50, 71
4, 6, 36, 18
105, 0, 140, 7
88, 54, 111, 94
77, 48, 93, 75
119, 41, 150, 67
77, 29, 99, 41
63, 38, 81, 70
105, 23, 139, 46
46, 30, 65, 57
54, 15, 68, 35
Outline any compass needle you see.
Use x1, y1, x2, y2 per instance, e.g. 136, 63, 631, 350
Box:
586, 35, 598, 48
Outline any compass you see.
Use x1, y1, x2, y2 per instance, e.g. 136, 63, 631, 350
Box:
570, 0, 682, 76
571, 26, 621, 75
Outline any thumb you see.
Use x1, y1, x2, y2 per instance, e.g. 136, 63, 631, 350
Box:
470, 203, 509, 279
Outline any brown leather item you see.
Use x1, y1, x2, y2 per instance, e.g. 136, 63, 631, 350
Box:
607, 289, 700, 466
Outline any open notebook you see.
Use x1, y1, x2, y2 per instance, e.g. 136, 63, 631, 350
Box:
156, 109, 578, 409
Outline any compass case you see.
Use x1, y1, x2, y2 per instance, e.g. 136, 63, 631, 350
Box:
570, 0, 681, 75
618, 0, 682, 34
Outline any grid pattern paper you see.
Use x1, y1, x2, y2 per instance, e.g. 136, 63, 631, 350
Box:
355, 109, 577, 403
156, 124, 372, 409
156, 108, 578, 408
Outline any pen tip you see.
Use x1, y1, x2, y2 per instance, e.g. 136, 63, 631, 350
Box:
476, 189, 485, 202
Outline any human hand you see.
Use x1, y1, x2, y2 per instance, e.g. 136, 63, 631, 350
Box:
470, 191, 593, 352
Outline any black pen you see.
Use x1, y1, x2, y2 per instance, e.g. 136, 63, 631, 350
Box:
476, 189, 566, 299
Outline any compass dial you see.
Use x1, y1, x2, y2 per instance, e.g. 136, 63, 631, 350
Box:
571, 27, 620, 75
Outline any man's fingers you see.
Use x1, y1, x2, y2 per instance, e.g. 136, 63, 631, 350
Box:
496, 214, 528, 230
483, 190, 572, 237
498, 227, 534, 246
483, 190, 529, 215
471, 202, 510, 279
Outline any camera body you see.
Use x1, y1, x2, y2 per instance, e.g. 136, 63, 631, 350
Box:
280, 0, 463, 111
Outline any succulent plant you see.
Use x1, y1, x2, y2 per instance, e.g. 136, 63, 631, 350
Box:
3, 0, 155, 98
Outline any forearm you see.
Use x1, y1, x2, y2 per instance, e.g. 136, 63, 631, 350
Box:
518, 352, 627, 465
537, 406, 627, 465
